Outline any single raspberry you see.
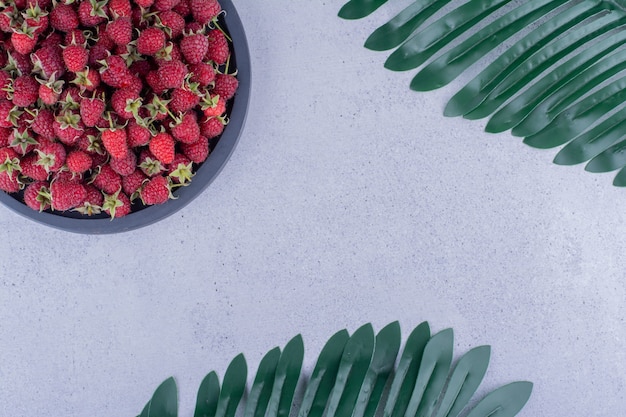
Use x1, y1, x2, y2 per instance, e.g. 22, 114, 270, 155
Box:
201, 94, 226, 118
29, 108, 55, 140
53, 111, 84, 146
149, 131, 175, 164
50, 180, 87, 211
0, 168, 21, 192
189, 62, 215, 87
127, 118, 151, 147
122, 168, 146, 197
181, 134, 208, 163
23, 3, 50, 36
190, 0, 221, 24
167, 153, 193, 184
21, 153, 49, 181
140, 174, 171, 205
9, 127, 38, 155
12, 75, 38, 107
200, 116, 225, 139
7, 51, 34, 75
172, 0, 191, 16
37, 74, 64, 106
80, 95, 106, 128
0, 101, 20, 128
157, 59, 186, 89
170, 111, 200, 144
62, 40, 89, 73
102, 189, 131, 218
111, 88, 141, 120
170, 87, 201, 114
78, 0, 108, 27
11, 23, 39, 55
23, 180, 51, 211
129, 60, 153, 78
66, 150, 93, 175
73, 184, 103, 216
180, 32, 208, 65
35, 140, 66, 173
109, 151, 136, 176
213, 74, 239, 100
0, 6, 16, 33
138, 149, 165, 177
137, 27, 166, 56
31, 45, 65, 79
49, 3, 79, 32
206, 29, 229, 65
155, 0, 182, 11
158, 10, 185, 40
92, 163, 122, 194
106, 17, 132, 46
71, 68, 101, 91
100, 122, 128, 159
109, 0, 132, 18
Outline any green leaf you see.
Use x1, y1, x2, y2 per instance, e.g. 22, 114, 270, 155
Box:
585, 138, 626, 173
148, 377, 178, 417
338, 0, 389, 19
215, 354, 247, 417
244, 348, 281, 417
139, 401, 150, 417
433, 346, 491, 417
553, 107, 626, 166
384, 0, 512, 71
195, 372, 221, 417
613, 166, 626, 186
364, 0, 450, 51
298, 329, 350, 417
352, 321, 401, 417
485, 29, 626, 134
443, 0, 611, 115
465, 381, 533, 417
524, 74, 626, 149
383, 321, 430, 417
413, 0, 575, 93
404, 328, 454, 417
266, 335, 305, 417
325, 323, 375, 417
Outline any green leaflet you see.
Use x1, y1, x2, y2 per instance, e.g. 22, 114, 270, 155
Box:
244, 348, 281, 417
433, 346, 490, 417
352, 321, 401, 417
298, 330, 350, 417
404, 328, 453, 417
338, 0, 389, 19
465, 382, 533, 417
266, 335, 305, 417
412, 0, 575, 93
444, 1, 611, 116
385, 0, 513, 71
365, 0, 451, 51
339, 0, 626, 187
485, 28, 626, 134
215, 354, 247, 417
195, 372, 220, 417
148, 377, 178, 417
383, 321, 430, 417
325, 323, 375, 417
138, 322, 531, 417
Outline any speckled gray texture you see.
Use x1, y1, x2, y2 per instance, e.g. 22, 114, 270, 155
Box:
1, 1, 625, 416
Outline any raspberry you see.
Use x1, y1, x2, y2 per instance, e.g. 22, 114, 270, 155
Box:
157, 59, 187, 89
181, 135, 209, 163
49, 3, 79, 32
23, 180, 51, 211
213, 74, 239, 100
206, 29, 229, 65
50, 180, 86, 211
190, 0, 221, 25
180, 32, 208, 64
137, 27, 166, 56
149, 131, 175, 164
140, 175, 171, 205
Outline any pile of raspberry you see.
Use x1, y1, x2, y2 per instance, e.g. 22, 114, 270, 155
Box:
0, 0, 238, 218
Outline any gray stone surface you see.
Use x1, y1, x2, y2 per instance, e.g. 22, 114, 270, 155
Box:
1, 1, 625, 416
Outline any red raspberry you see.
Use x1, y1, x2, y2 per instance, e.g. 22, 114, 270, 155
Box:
154, 0, 181, 12
170, 111, 200, 144
23, 180, 51, 211
127, 119, 151, 148
206, 29, 229, 65
62, 42, 89, 73
50, 180, 86, 211
66, 150, 93, 175
106, 17, 132, 46
49, 3, 79, 32
170, 87, 201, 114
137, 27, 166, 56
149, 131, 175, 164
111, 88, 140, 120
102, 189, 131, 218
167, 153, 193, 184
181, 135, 209, 163
21, 153, 49, 181
74, 184, 104, 216
12, 75, 38, 107
122, 169, 147, 196
29, 108, 55, 140
200, 116, 225, 139
157, 59, 186, 89
92, 163, 122, 194
189, 62, 215, 87
109, 0, 132, 17
191, 0, 220, 24
140, 175, 171, 205
35, 140, 66, 173
109, 151, 137, 176
32, 45, 65, 79
101, 126, 128, 159
80, 95, 106, 128
180, 32, 208, 65
158, 10, 185, 39
78, 0, 108, 27
213, 74, 239, 100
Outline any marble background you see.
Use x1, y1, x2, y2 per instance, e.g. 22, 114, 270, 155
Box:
1, 1, 624, 416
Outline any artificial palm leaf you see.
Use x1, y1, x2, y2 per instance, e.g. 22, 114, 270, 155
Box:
137, 321, 532, 417
339, 0, 626, 187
